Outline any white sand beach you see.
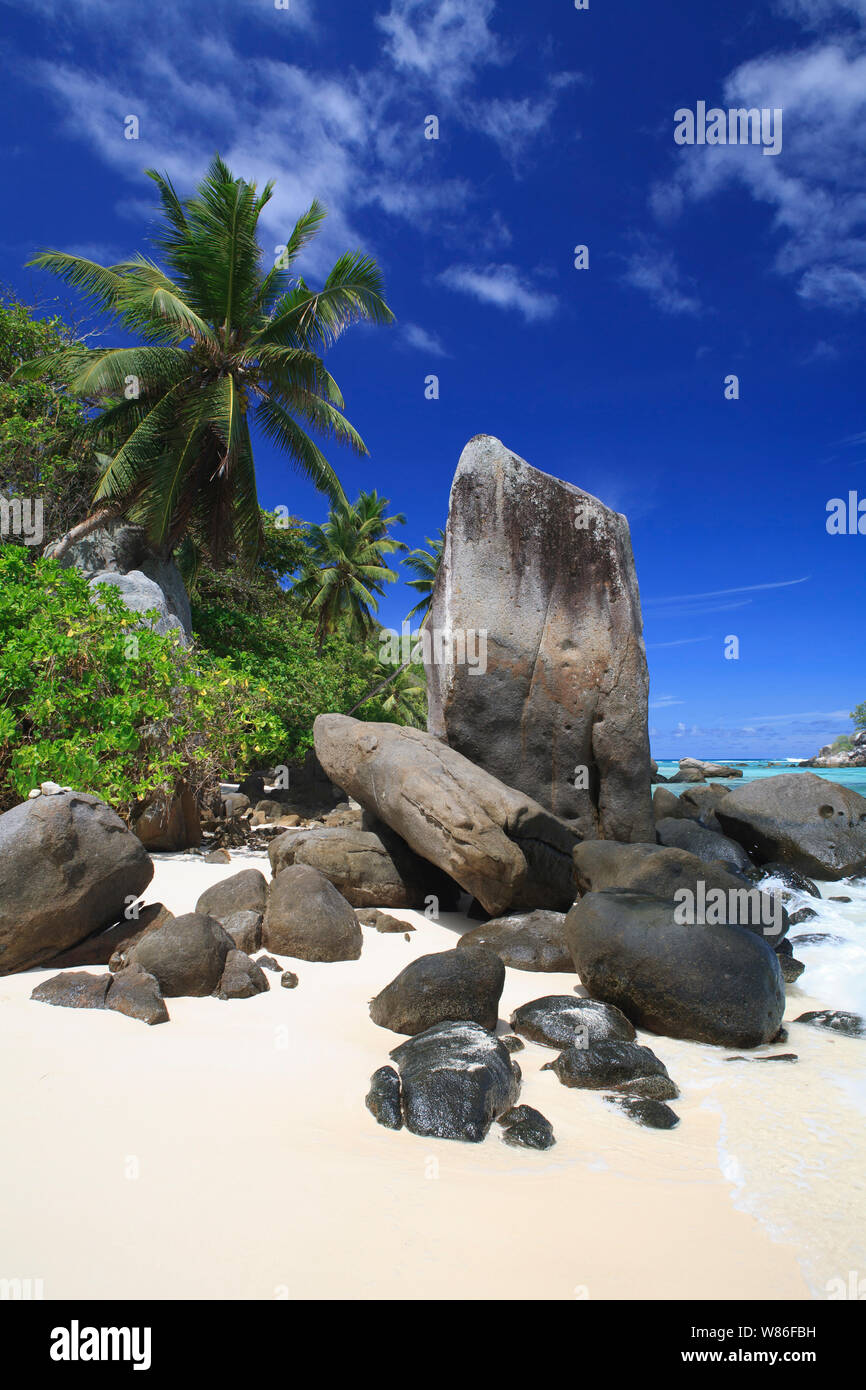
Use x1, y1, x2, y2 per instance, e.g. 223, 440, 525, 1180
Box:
1, 850, 864, 1301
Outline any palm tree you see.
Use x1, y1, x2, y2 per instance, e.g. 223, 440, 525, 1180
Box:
293, 492, 406, 650
404, 529, 444, 622
358, 658, 426, 727
16, 156, 394, 566
344, 527, 443, 717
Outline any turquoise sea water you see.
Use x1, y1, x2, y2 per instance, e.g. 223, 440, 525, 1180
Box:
653, 759, 866, 1016
654, 758, 866, 796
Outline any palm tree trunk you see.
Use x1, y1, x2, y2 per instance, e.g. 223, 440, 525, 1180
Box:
42, 506, 121, 561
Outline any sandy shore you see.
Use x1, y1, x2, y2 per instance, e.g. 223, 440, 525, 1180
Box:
1, 851, 864, 1300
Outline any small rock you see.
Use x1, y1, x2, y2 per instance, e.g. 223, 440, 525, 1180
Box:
794, 1010, 866, 1038
779, 954, 806, 984
31, 971, 111, 1010
791, 932, 845, 947
510, 995, 636, 1050
788, 907, 819, 927
543, 1040, 679, 1100
218, 949, 269, 1000
758, 863, 821, 898
222, 909, 263, 954
106, 964, 170, 1025
365, 1066, 403, 1130
725, 1053, 798, 1063
497, 1104, 555, 1151
280, 971, 299, 989
204, 849, 232, 864
500, 1034, 525, 1053
256, 954, 282, 973
604, 1096, 680, 1130
830, 895, 852, 903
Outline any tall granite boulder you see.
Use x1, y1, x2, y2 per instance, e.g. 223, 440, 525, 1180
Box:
425, 436, 653, 842
0, 791, 154, 974
313, 714, 578, 916
57, 519, 192, 642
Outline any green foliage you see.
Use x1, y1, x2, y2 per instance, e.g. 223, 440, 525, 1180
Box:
0, 290, 99, 544
293, 490, 406, 647
0, 546, 283, 816
851, 703, 866, 732
404, 528, 444, 621
830, 734, 853, 751
18, 157, 395, 566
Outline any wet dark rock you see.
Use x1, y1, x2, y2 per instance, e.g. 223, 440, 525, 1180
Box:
725, 1053, 798, 1063
264, 864, 362, 962
758, 864, 820, 899
130, 912, 234, 997
195, 868, 268, 923
365, 1065, 403, 1130
218, 949, 269, 1000
389, 1020, 520, 1143
779, 954, 806, 983
499, 1106, 555, 1150
565, 891, 786, 1048
370, 946, 505, 1035
794, 1010, 866, 1038
791, 932, 845, 947
830, 895, 852, 903
604, 1096, 680, 1130
543, 1039, 678, 1099
457, 910, 573, 972
510, 995, 636, 1049
788, 907, 820, 927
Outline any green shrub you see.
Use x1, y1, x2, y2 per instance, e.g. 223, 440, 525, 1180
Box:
0, 546, 284, 816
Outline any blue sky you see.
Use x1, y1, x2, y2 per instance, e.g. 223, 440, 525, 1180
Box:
1, 0, 864, 757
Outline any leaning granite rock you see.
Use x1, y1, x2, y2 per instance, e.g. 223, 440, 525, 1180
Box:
264, 864, 362, 962
566, 891, 786, 1047
130, 912, 234, 997
510, 995, 636, 1049
389, 1021, 520, 1142
195, 868, 268, 923
457, 910, 573, 972
794, 1010, 866, 1038
0, 791, 154, 975
313, 714, 578, 915
365, 1065, 404, 1130
47, 902, 172, 970
544, 1039, 679, 1099
604, 1096, 680, 1130
424, 436, 653, 841
268, 823, 450, 909
715, 773, 866, 880
218, 949, 269, 1000
370, 947, 505, 1035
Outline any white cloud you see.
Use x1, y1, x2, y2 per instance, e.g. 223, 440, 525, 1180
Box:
401, 323, 449, 356
439, 263, 558, 321
376, 0, 506, 97
622, 245, 701, 315
652, 38, 866, 311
